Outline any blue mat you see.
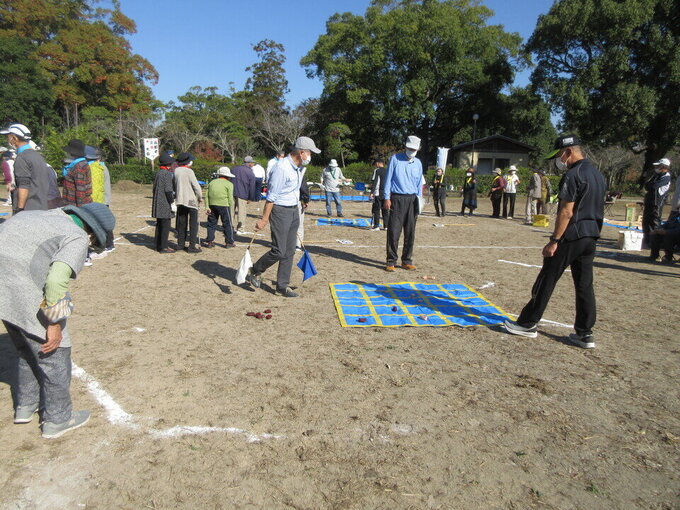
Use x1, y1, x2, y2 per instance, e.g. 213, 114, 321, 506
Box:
330, 282, 513, 328
310, 194, 370, 202
316, 218, 371, 227
0, 212, 8, 216
603, 221, 642, 231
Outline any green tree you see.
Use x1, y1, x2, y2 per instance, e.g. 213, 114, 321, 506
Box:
0, 36, 56, 132
527, 0, 680, 177
324, 122, 358, 167
302, 0, 525, 164
244, 39, 289, 112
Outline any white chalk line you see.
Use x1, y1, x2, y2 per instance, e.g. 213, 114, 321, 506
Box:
498, 259, 571, 272
72, 363, 282, 442
302, 244, 543, 249
478, 282, 495, 289
507, 313, 572, 329
113, 225, 152, 243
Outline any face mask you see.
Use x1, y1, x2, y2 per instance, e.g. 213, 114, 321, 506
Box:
466, 172, 472, 177
406, 149, 417, 159
301, 152, 311, 166
654, 167, 663, 174
555, 153, 568, 172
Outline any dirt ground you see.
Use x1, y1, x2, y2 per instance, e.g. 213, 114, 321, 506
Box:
0, 187, 678, 510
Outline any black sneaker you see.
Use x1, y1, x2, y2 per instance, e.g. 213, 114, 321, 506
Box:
503, 319, 538, 338
337, 214, 344, 218
277, 287, 299, 298
245, 268, 262, 288
568, 333, 595, 349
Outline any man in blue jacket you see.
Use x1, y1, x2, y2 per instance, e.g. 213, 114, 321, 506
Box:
649, 214, 680, 263
231, 156, 257, 233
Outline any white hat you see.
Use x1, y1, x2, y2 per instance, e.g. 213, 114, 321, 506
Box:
293, 136, 321, 154
217, 166, 235, 178
329, 159, 339, 168
0, 123, 31, 140
509, 165, 517, 171
493, 168, 502, 175
653, 158, 671, 167
405, 135, 421, 150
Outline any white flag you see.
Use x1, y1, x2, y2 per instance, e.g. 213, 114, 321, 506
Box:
236, 248, 253, 285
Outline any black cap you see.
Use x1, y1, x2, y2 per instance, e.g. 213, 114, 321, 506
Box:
545, 134, 582, 159
175, 152, 194, 165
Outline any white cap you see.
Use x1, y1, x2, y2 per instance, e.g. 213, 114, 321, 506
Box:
405, 135, 421, 150
509, 165, 518, 171
329, 159, 339, 168
653, 158, 671, 167
217, 166, 235, 178
0, 123, 31, 140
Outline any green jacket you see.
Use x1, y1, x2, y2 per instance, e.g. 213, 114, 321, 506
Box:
206, 177, 234, 208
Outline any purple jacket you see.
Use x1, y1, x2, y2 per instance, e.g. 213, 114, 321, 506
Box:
231, 164, 257, 200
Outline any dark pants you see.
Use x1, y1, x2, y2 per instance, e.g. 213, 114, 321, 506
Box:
490, 192, 502, 217
433, 189, 446, 216
642, 204, 662, 248
154, 218, 171, 251
517, 237, 597, 336
371, 197, 388, 228
3, 321, 73, 425
386, 193, 418, 266
254, 178, 263, 202
176, 205, 198, 248
206, 205, 234, 244
253, 205, 299, 291
503, 193, 516, 218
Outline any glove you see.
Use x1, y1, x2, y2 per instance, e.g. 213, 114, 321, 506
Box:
170, 202, 177, 213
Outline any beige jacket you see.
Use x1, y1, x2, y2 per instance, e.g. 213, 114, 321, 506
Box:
174, 165, 203, 209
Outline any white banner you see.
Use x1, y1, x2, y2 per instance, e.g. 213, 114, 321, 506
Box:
436, 147, 449, 174
143, 138, 159, 160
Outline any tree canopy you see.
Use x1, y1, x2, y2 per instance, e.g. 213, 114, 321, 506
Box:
527, 0, 680, 174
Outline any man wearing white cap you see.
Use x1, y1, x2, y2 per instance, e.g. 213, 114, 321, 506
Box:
642, 158, 671, 248
0, 123, 52, 213
247, 136, 321, 297
203, 167, 236, 248
320, 159, 349, 217
383, 135, 424, 271
503, 165, 520, 219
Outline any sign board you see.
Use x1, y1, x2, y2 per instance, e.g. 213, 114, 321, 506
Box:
437, 147, 450, 174
143, 138, 159, 160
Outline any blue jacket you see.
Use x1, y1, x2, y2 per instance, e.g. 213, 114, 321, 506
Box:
231, 164, 256, 200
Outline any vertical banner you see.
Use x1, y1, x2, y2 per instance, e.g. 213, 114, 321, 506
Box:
143, 138, 159, 161
437, 147, 450, 175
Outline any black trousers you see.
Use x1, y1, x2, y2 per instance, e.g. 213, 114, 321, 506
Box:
642, 204, 662, 247
175, 205, 198, 248
502, 193, 516, 218
386, 193, 418, 265
433, 189, 446, 216
154, 218, 171, 251
206, 205, 234, 244
650, 230, 680, 259
371, 197, 389, 228
490, 192, 502, 217
517, 237, 597, 336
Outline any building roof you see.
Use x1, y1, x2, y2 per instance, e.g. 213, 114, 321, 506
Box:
451, 134, 538, 152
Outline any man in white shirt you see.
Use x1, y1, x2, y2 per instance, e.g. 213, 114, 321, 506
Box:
250, 158, 266, 203
266, 151, 285, 182
247, 137, 321, 298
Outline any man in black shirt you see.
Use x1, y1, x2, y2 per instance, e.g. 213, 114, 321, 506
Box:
504, 135, 606, 349
370, 159, 388, 230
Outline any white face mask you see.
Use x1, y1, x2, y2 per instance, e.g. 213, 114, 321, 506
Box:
654, 167, 664, 174
406, 149, 417, 159
301, 152, 311, 166
466, 172, 472, 177
555, 153, 568, 172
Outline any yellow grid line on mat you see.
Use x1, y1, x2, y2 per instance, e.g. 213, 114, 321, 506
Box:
406, 282, 454, 326
382, 283, 418, 326
356, 283, 384, 327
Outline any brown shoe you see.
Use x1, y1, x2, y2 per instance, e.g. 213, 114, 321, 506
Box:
401, 263, 417, 270
202, 241, 215, 248
385, 265, 396, 272
159, 247, 176, 254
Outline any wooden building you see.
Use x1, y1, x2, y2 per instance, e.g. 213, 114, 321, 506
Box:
451, 134, 537, 174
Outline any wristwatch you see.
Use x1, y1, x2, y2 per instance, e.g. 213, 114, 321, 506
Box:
549, 235, 561, 244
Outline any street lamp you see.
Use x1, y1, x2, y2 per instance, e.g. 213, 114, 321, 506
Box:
471, 113, 479, 169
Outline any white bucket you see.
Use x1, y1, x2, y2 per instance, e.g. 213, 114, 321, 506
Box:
618, 230, 643, 251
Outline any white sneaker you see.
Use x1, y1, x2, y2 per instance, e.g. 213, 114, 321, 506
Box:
90, 251, 108, 260
83, 257, 93, 267
370, 227, 381, 231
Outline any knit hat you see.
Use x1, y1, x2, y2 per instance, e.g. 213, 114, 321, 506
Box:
64, 139, 86, 158
63, 203, 116, 248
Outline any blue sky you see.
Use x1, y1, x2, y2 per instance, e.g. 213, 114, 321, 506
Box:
121, 0, 552, 106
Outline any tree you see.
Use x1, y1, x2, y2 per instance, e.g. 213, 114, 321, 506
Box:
244, 39, 289, 112
0, 36, 56, 132
324, 122, 358, 167
527, 0, 680, 178
302, 0, 525, 164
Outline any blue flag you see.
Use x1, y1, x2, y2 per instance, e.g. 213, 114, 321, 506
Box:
297, 250, 317, 281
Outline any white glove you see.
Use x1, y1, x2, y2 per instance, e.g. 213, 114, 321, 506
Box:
170, 202, 177, 213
